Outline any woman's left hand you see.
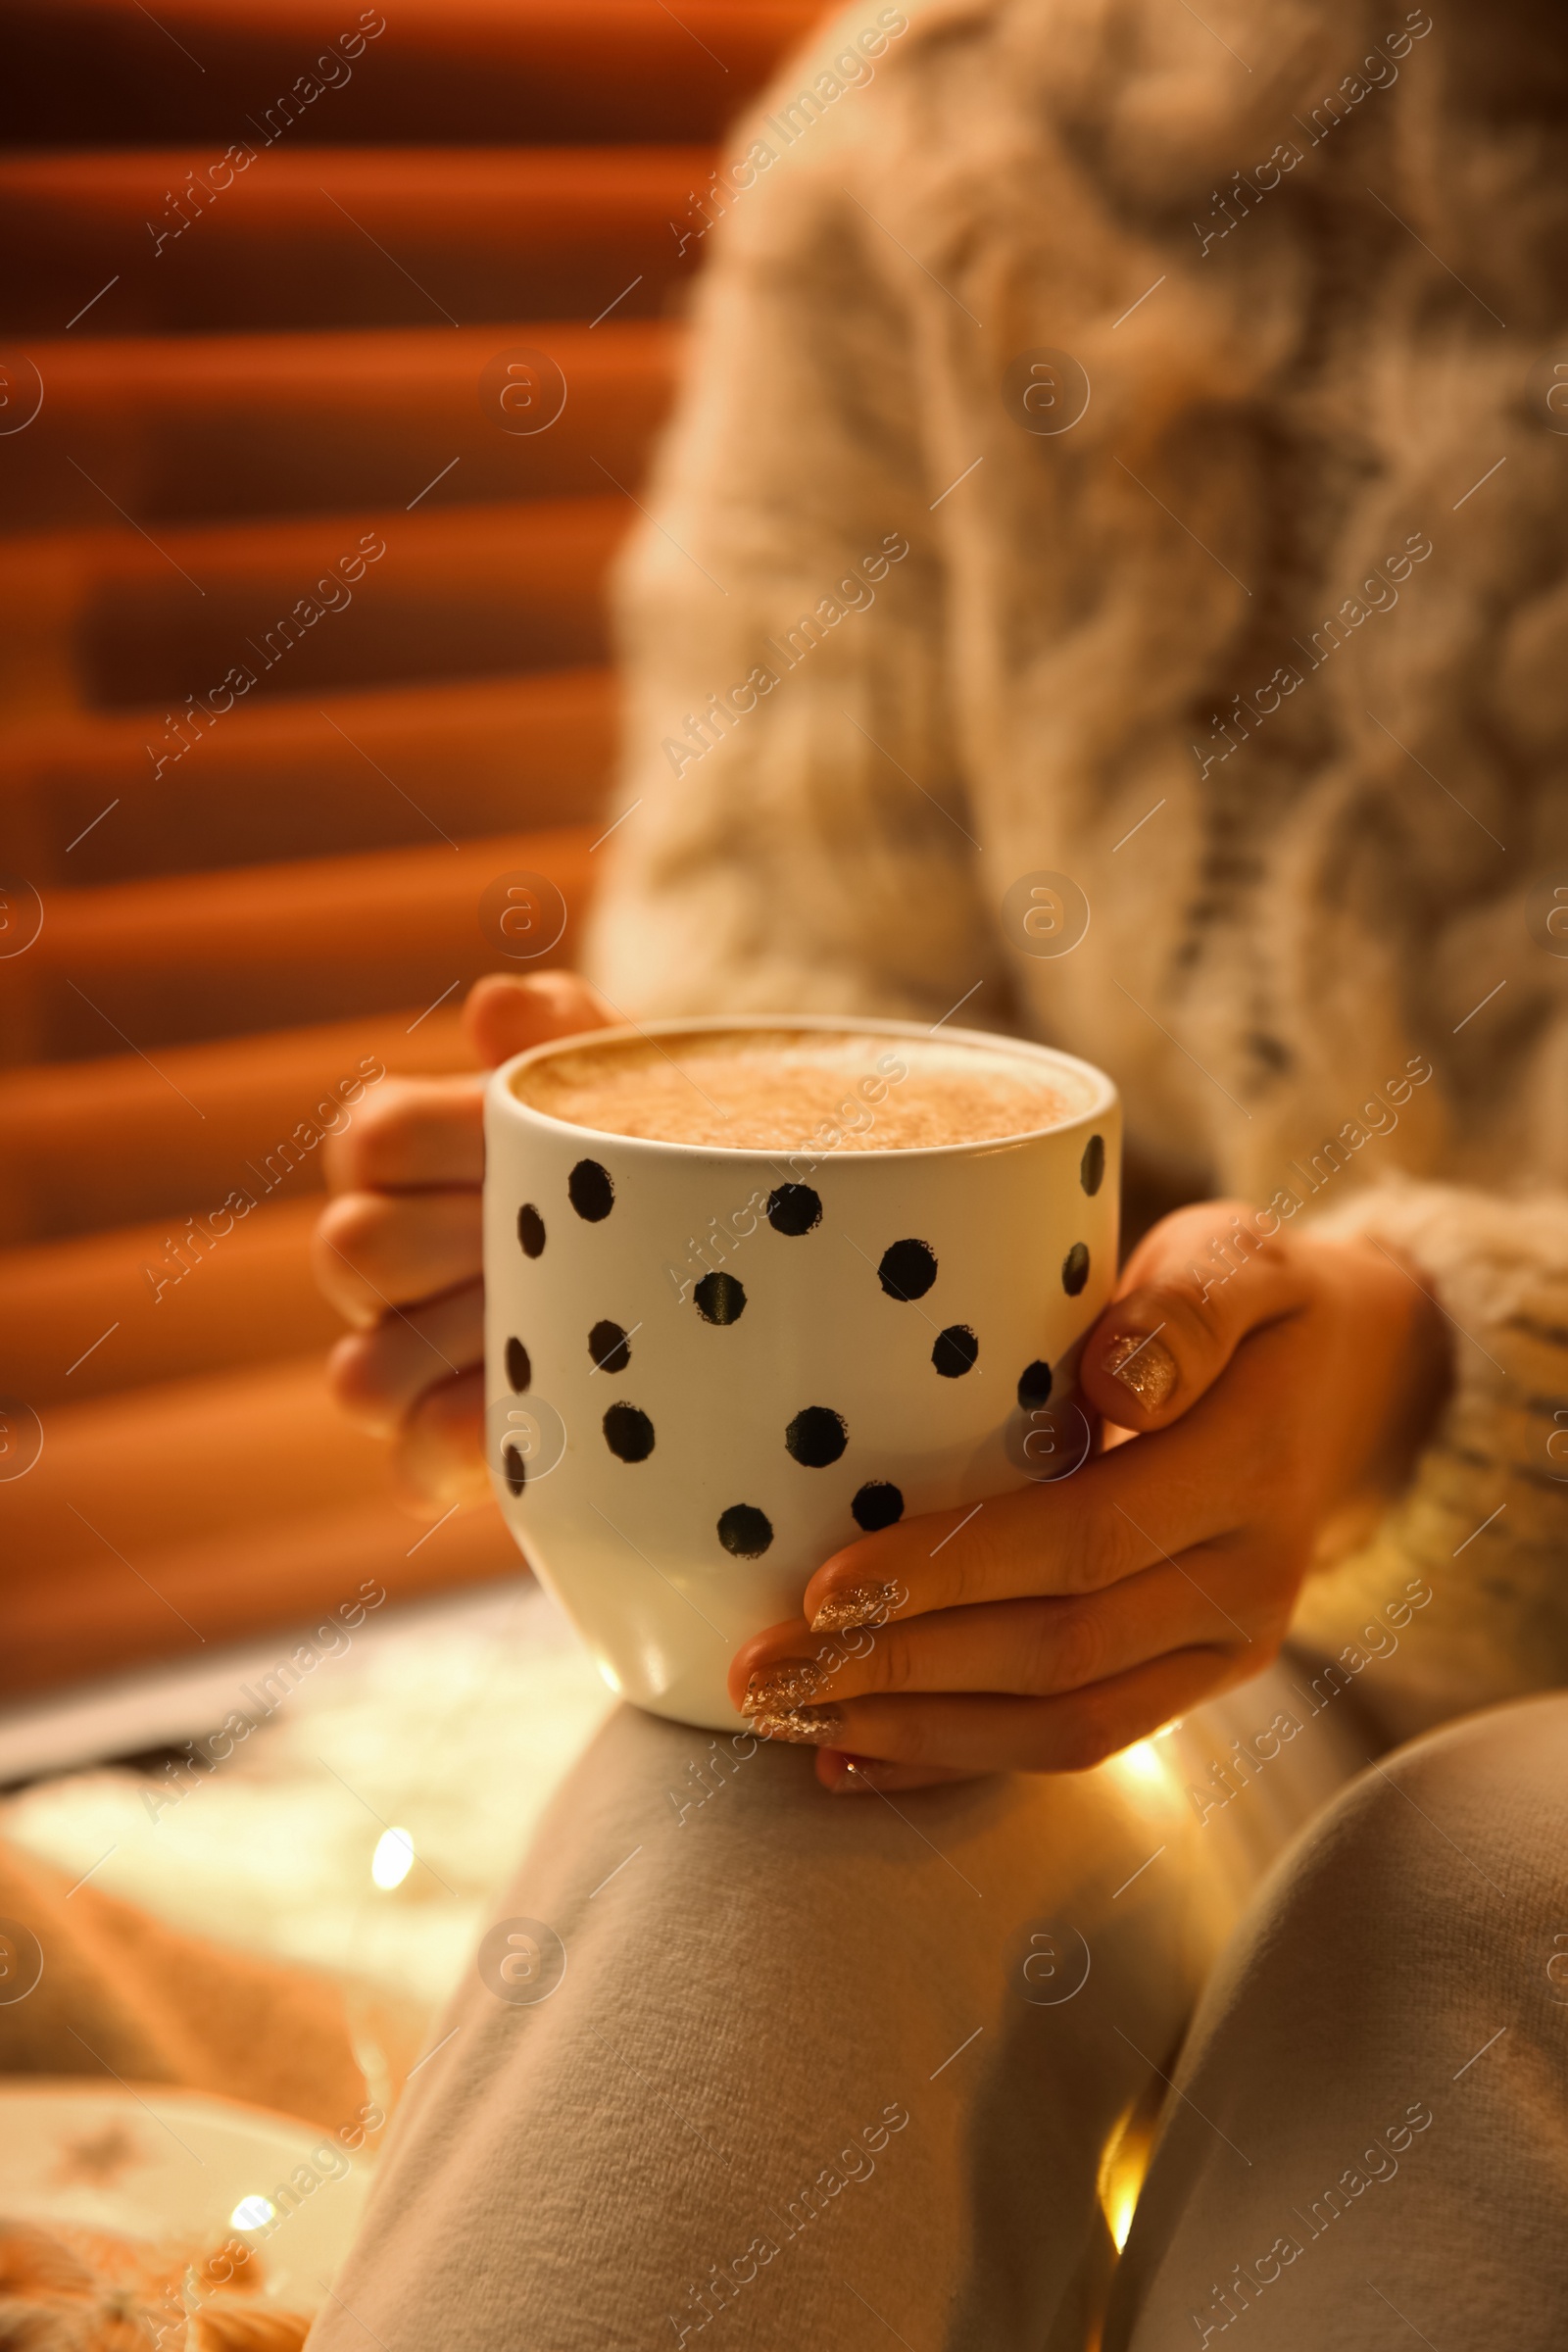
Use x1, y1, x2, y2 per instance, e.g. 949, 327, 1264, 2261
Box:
727, 1201, 1452, 1792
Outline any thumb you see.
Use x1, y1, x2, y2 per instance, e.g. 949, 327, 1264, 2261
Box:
462, 970, 612, 1070
1077, 1200, 1313, 1433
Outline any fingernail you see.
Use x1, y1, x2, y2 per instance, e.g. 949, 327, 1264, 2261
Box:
743, 1660, 824, 1712
750, 1705, 845, 1746
810, 1583, 901, 1634
1102, 1331, 1179, 1412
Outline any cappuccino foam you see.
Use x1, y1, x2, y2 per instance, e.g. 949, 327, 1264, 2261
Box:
514, 1029, 1075, 1151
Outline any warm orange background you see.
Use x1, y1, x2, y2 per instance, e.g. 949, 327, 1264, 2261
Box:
0, 0, 822, 1693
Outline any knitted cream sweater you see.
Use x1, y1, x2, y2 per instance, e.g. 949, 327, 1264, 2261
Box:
584, 0, 1568, 1740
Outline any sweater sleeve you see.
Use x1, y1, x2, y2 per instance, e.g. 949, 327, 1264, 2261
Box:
1289, 1181, 1568, 1743
580, 24, 1003, 1027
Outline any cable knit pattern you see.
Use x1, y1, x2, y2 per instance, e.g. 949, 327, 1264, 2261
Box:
1298, 1185, 1568, 1736
583, 0, 1568, 1733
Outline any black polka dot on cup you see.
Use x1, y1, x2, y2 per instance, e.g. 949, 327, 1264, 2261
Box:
569, 1159, 614, 1221
932, 1325, 979, 1379
786, 1405, 848, 1466
485, 1396, 567, 1493
717, 1503, 774, 1557
589, 1319, 630, 1374
517, 1203, 545, 1258
1080, 1135, 1105, 1196
852, 1480, 905, 1532
1061, 1243, 1090, 1296
694, 1271, 746, 1324
1017, 1358, 1054, 1409
603, 1401, 655, 1461
877, 1239, 937, 1300
767, 1184, 821, 1236
506, 1337, 531, 1394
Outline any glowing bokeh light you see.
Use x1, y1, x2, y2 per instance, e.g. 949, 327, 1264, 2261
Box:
371, 1826, 415, 1888
1107, 2179, 1139, 2250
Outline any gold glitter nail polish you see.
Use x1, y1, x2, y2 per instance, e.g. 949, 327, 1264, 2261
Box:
743, 1660, 823, 1712
749, 1705, 845, 1746
809, 1583, 901, 1634
1103, 1331, 1179, 1412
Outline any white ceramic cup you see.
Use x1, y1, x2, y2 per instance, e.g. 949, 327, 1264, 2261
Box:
484, 1015, 1119, 1731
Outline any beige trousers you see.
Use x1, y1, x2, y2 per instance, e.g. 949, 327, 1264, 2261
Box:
306, 1674, 1568, 2351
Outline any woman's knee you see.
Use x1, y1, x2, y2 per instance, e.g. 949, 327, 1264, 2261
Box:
1301, 1691, 1568, 1933
1164, 1690, 1568, 2083
318, 1711, 1233, 2352
1106, 1703, 1568, 2352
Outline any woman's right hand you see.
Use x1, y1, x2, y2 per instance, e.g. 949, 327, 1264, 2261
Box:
313, 971, 612, 1516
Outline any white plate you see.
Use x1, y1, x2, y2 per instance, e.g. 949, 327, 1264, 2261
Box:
0, 2080, 372, 2311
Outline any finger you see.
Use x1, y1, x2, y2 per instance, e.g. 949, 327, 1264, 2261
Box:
462, 970, 612, 1068
1077, 1200, 1313, 1433
751, 1645, 1253, 1775
312, 1190, 483, 1325
326, 1280, 483, 1435
389, 1365, 489, 1517
731, 1565, 1260, 1718
798, 1423, 1193, 1626
803, 1309, 1322, 1630
323, 1076, 484, 1196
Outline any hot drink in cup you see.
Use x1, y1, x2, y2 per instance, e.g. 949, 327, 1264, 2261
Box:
484, 1018, 1118, 1730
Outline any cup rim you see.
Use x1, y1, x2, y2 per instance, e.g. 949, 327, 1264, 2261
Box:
486, 1012, 1118, 1162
